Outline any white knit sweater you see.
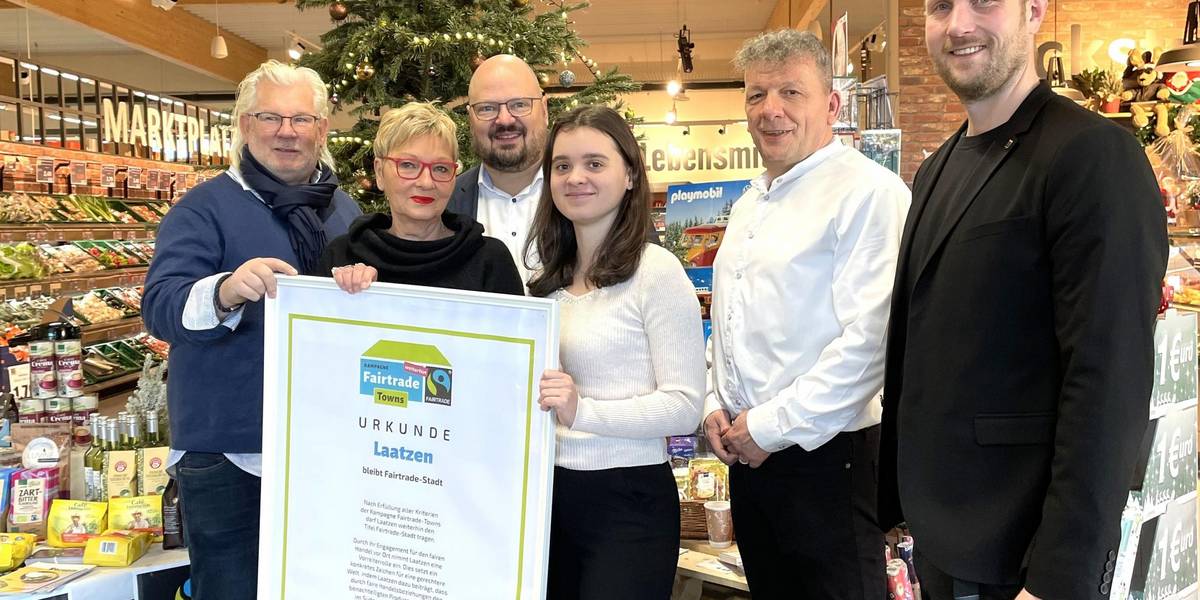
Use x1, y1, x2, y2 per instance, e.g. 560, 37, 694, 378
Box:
552, 244, 706, 470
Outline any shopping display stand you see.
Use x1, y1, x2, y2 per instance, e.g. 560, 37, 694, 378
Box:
1112, 309, 1199, 599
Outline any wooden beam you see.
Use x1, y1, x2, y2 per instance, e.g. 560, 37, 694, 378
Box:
0, 1, 19, 8
8, 0, 267, 83
765, 0, 829, 32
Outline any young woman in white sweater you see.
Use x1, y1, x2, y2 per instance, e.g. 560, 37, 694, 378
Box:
526, 105, 705, 599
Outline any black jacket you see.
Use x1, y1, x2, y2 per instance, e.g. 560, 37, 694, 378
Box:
878, 83, 1168, 599
318, 210, 523, 296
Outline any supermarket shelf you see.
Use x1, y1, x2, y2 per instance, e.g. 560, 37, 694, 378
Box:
83, 371, 141, 396
82, 316, 143, 345
0, 223, 157, 243
0, 266, 148, 299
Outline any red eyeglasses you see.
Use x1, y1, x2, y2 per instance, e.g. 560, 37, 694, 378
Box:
379, 156, 459, 182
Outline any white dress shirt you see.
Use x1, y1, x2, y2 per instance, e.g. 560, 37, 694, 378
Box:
703, 140, 911, 452
475, 167, 543, 288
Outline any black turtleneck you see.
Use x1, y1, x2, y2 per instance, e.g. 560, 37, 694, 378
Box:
318, 211, 523, 295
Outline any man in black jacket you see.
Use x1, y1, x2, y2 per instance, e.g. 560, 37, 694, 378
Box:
877, 0, 1168, 598
447, 55, 549, 287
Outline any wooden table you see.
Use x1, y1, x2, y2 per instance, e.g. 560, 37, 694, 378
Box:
676, 540, 748, 593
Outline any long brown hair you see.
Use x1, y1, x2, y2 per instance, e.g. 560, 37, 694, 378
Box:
525, 105, 651, 298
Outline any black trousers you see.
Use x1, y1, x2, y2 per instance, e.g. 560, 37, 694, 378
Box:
915, 551, 1023, 600
547, 463, 680, 600
729, 425, 885, 600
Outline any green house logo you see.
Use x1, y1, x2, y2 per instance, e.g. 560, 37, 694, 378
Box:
360, 341, 453, 407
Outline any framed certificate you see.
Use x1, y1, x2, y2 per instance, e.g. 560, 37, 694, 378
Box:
260, 277, 558, 600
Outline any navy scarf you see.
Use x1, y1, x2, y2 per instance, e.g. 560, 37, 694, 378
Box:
238, 147, 339, 275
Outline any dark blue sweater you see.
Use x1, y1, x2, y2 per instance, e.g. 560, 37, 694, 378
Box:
142, 172, 360, 453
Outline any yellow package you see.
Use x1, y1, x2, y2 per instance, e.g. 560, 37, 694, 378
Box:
107, 496, 162, 542
0, 540, 31, 572
0, 533, 38, 557
47, 499, 107, 548
686, 457, 729, 501
83, 530, 150, 567
137, 447, 170, 495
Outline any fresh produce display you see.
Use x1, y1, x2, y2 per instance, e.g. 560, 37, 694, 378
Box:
0, 193, 59, 222
73, 291, 127, 324
73, 241, 140, 269
0, 193, 169, 224
0, 243, 50, 281
83, 335, 166, 384
39, 244, 104, 274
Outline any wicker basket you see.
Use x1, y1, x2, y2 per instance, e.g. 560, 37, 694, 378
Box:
680, 500, 709, 539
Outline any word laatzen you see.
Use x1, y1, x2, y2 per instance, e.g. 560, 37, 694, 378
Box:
363, 466, 444, 487
373, 441, 434, 463
358, 417, 452, 442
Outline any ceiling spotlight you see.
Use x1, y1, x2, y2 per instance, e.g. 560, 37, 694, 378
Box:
666, 80, 682, 97
677, 25, 695, 74
682, 126, 691, 136
665, 108, 677, 125
717, 125, 726, 135
288, 40, 306, 61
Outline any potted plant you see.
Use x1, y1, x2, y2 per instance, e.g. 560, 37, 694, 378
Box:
1072, 68, 1123, 113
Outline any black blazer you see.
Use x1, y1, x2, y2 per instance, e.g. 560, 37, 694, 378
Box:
446, 164, 663, 245
878, 83, 1167, 599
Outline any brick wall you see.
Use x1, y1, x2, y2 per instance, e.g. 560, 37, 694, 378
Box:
0, 141, 198, 200
897, 0, 1190, 183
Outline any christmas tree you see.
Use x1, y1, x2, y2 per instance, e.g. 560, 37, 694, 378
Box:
295, 0, 640, 210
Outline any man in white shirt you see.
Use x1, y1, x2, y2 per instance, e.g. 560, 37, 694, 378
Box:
447, 55, 549, 286
701, 30, 910, 599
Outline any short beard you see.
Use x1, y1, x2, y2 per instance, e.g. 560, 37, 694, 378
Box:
935, 44, 1027, 103
473, 125, 546, 173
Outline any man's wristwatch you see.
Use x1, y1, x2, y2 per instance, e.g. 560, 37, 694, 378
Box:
213, 273, 244, 314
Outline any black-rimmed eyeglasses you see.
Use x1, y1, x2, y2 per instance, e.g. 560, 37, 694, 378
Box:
468, 97, 540, 121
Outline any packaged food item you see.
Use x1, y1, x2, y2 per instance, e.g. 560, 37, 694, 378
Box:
668, 435, 698, 469
43, 398, 72, 425
161, 478, 185, 550
12, 422, 71, 497
686, 457, 729, 501
70, 395, 98, 429
47, 499, 107, 547
0, 539, 32, 572
0, 468, 19, 526
104, 448, 137, 498
0, 532, 38, 557
17, 398, 44, 424
137, 446, 169, 496
9, 474, 51, 539
108, 495, 162, 542
28, 340, 55, 400
54, 338, 82, 398
83, 530, 151, 567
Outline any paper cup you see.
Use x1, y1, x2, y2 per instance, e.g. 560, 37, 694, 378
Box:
704, 500, 733, 548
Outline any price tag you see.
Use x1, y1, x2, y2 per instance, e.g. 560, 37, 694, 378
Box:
48, 283, 61, 294
69, 160, 87, 186
1151, 312, 1199, 418
5, 363, 29, 399
12, 287, 26, 298
35, 157, 54, 184
127, 167, 143, 189
28, 284, 41, 296
100, 165, 116, 188
151, 170, 164, 191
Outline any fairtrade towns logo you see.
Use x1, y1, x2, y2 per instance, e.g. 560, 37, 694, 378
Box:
359, 340, 453, 408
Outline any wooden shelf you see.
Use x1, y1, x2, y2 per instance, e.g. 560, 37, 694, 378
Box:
83, 371, 141, 396
0, 266, 148, 300
82, 316, 143, 345
0, 223, 156, 243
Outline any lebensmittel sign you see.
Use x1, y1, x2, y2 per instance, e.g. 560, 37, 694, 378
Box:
1151, 311, 1198, 419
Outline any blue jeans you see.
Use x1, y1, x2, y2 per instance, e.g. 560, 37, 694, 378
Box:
175, 452, 261, 600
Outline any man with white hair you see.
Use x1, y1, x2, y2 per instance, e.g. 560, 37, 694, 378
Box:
142, 60, 360, 600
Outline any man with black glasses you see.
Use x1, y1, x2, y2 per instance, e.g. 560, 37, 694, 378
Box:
449, 55, 549, 287
142, 60, 360, 600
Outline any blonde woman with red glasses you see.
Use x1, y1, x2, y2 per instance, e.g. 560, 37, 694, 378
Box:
320, 102, 523, 296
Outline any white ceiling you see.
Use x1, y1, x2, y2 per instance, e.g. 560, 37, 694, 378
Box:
0, 0, 888, 88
